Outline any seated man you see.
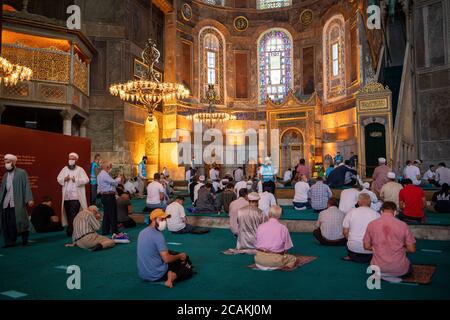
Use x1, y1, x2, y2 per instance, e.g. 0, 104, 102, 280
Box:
430, 183, 450, 213
361, 182, 381, 211
69, 206, 115, 251
236, 192, 267, 249
258, 184, 277, 216
342, 193, 380, 263
327, 162, 357, 188
313, 198, 346, 246
137, 209, 193, 288
229, 188, 249, 237
279, 168, 293, 187
146, 173, 167, 211
398, 179, 426, 222
309, 177, 333, 213
234, 179, 248, 195
338, 184, 361, 214
216, 182, 237, 214
116, 189, 137, 229
123, 177, 138, 196
31, 196, 64, 233
364, 201, 416, 278
195, 183, 217, 213
254, 205, 297, 270
166, 196, 209, 234
193, 175, 206, 205
380, 172, 403, 208
293, 174, 310, 211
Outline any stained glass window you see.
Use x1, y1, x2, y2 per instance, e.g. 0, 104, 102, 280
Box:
258, 29, 293, 104
257, 0, 291, 10
332, 43, 339, 77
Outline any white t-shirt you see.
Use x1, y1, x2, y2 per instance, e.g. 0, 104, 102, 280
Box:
258, 191, 277, 216
235, 180, 247, 195
283, 170, 293, 181
436, 166, 450, 185
294, 181, 310, 203
146, 181, 165, 205
404, 165, 421, 185
343, 207, 380, 254
338, 188, 360, 213
166, 201, 186, 232
124, 181, 137, 194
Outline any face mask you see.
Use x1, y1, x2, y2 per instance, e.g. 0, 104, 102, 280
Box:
68, 160, 76, 166
5, 163, 13, 171
156, 220, 167, 232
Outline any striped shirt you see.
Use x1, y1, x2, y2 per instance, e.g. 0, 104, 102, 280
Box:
72, 209, 100, 242
3, 171, 15, 209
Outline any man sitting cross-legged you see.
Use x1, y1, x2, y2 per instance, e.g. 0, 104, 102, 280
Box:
166, 196, 209, 234
229, 188, 249, 237
342, 193, 380, 263
137, 209, 194, 288
313, 198, 347, 246
66, 205, 116, 251
363, 201, 416, 278
236, 192, 267, 250
254, 205, 298, 270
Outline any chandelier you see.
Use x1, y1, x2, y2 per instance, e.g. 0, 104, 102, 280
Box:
0, 56, 33, 86
187, 84, 236, 126
109, 39, 189, 121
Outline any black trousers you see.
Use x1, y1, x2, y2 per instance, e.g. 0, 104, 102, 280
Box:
156, 251, 193, 283
1, 207, 29, 246
313, 228, 347, 246
35, 222, 64, 234
348, 249, 372, 263
90, 184, 98, 206
101, 194, 118, 235
64, 200, 81, 237
119, 218, 136, 229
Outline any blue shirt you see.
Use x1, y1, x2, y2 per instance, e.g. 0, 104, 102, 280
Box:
261, 164, 275, 182
97, 170, 118, 193
90, 162, 100, 185
137, 227, 168, 281
138, 161, 147, 179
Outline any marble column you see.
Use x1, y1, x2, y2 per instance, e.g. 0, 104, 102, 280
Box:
80, 118, 88, 138
60, 110, 75, 136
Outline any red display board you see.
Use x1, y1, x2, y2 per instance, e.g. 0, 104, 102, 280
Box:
0, 125, 91, 216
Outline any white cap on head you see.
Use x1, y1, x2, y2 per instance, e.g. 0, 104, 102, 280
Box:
4, 154, 17, 162
363, 182, 370, 189
247, 180, 253, 184
69, 152, 79, 160
387, 172, 396, 179
264, 157, 271, 164
378, 157, 386, 164
248, 192, 260, 201
198, 175, 205, 182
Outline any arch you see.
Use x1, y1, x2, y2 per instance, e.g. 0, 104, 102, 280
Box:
257, 28, 294, 105
322, 14, 346, 103
198, 26, 226, 106
144, 117, 160, 177
280, 128, 304, 175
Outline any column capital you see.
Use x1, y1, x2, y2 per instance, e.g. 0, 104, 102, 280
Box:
60, 109, 76, 121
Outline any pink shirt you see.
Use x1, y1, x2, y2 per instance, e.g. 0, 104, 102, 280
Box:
255, 218, 293, 253
296, 165, 310, 179
363, 214, 416, 276
372, 165, 391, 192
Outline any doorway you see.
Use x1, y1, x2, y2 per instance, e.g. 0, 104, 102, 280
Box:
365, 122, 386, 177
280, 129, 304, 175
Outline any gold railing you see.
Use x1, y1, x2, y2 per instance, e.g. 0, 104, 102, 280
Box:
2, 43, 89, 95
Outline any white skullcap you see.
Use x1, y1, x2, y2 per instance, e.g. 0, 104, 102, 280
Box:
264, 157, 271, 164
387, 172, 396, 179
4, 154, 17, 161
363, 182, 370, 189
69, 152, 79, 160
378, 157, 386, 164
248, 192, 260, 201
198, 175, 205, 182
247, 180, 253, 184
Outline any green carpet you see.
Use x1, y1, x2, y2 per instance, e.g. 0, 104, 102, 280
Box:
1, 226, 449, 300
130, 199, 450, 226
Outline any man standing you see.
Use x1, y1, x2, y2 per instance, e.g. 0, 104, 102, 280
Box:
97, 162, 121, 235
380, 172, 403, 208
137, 156, 148, 197
372, 157, 391, 193
0, 154, 34, 247
342, 193, 380, 263
229, 189, 249, 236
364, 202, 416, 278
259, 157, 276, 194
57, 152, 89, 237
236, 192, 267, 249
89, 154, 101, 205
137, 209, 193, 288
334, 151, 343, 164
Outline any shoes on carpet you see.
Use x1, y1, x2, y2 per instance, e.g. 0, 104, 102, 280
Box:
294, 206, 307, 211
112, 233, 130, 244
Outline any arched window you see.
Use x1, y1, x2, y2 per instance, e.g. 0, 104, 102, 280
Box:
199, 28, 225, 105
258, 29, 293, 104
257, 0, 291, 10
323, 15, 346, 103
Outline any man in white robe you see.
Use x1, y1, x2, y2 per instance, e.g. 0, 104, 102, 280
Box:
57, 152, 89, 237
